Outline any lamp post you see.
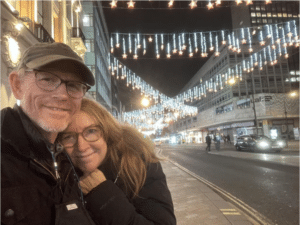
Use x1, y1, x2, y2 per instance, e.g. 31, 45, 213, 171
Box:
283, 91, 298, 147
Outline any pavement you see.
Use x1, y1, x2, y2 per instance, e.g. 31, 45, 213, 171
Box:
159, 141, 299, 225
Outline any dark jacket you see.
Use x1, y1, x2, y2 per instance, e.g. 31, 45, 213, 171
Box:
84, 160, 176, 225
1, 106, 81, 225
205, 135, 211, 144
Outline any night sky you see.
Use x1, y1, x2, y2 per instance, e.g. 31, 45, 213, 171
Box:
101, 1, 233, 111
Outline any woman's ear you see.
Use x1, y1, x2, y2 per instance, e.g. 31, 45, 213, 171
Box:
9, 71, 24, 100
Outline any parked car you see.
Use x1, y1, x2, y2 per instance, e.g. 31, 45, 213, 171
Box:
235, 135, 285, 152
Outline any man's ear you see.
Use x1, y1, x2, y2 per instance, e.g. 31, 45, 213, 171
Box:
9, 71, 24, 100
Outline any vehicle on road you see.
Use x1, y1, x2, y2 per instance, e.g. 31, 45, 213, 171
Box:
235, 135, 285, 152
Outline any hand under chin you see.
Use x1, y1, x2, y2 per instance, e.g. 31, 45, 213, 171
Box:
79, 169, 107, 195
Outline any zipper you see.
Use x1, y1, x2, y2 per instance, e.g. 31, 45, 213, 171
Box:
32, 158, 57, 181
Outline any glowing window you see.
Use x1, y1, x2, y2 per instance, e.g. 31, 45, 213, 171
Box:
257, 12, 261, 17
283, 13, 287, 17
262, 19, 267, 23
251, 12, 256, 17
273, 14, 277, 17
262, 13, 266, 17
278, 13, 282, 17
288, 14, 292, 17
267, 13, 272, 17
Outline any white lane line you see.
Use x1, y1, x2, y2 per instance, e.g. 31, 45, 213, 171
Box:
167, 159, 275, 225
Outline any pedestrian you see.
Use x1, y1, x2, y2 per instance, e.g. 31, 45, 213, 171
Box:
227, 134, 231, 144
2, 42, 96, 224
215, 135, 221, 151
57, 98, 176, 225
205, 134, 211, 151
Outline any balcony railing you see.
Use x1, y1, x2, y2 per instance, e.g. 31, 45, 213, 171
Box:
72, 27, 85, 43
34, 23, 55, 43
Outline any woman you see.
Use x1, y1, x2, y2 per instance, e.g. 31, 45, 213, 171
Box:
57, 98, 176, 225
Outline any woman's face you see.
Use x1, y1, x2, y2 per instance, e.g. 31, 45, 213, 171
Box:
62, 111, 107, 174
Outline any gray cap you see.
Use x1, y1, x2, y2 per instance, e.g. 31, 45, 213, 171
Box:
17, 42, 95, 86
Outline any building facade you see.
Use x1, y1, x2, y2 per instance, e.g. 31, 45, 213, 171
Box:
169, 2, 299, 143
1, 0, 87, 109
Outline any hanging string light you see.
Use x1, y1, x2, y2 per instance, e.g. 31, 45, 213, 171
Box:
232, 32, 236, 52
228, 33, 232, 49
160, 34, 164, 50
275, 24, 280, 43
258, 53, 263, 70
122, 37, 127, 58
194, 33, 198, 53
133, 38, 138, 59
215, 0, 222, 6
241, 28, 246, 44
128, 33, 132, 53
143, 37, 146, 55
247, 27, 253, 52
189, 37, 193, 57
236, 38, 241, 53
221, 30, 226, 45
207, 0, 214, 10
173, 34, 177, 53
292, 20, 298, 40
168, 0, 174, 7
110, 0, 117, 8
110, 36, 114, 53
127, 0, 135, 8
178, 35, 183, 55
269, 25, 276, 49
189, 0, 197, 9
155, 34, 160, 58
182, 33, 186, 50
137, 33, 141, 48
263, 47, 267, 65
116, 33, 120, 48
259, 30, 265, 46
215, 35, 220, 56
246, 0, 253, 5
167, 42, 171, 58
209, 32, 214, 51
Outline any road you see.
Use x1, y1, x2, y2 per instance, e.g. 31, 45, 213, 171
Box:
160, 144, 299, 225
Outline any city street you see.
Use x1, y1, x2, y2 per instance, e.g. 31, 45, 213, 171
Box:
160, 144, 299, 225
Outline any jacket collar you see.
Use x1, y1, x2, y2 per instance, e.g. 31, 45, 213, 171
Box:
1, 105, 54, 160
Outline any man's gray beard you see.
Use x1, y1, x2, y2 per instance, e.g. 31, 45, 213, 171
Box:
38, 119, 69, 133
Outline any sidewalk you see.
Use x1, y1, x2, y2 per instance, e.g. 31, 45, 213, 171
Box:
161, 160, 265, 225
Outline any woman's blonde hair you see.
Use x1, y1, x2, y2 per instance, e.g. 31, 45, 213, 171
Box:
80, 98, 160, 198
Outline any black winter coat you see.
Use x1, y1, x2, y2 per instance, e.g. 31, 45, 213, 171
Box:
1, 106, 82, 225
85, 160, 176, 225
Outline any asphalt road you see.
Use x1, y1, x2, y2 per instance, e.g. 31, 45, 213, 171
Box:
160, 145, 299, 225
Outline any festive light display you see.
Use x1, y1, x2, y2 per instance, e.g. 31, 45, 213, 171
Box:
110, 20, 298, 60
114, 20, 299, 129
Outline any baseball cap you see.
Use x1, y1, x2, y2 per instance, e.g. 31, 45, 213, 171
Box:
17, 42, 95, 86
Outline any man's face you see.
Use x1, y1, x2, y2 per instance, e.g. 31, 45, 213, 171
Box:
19, 69, 83, 134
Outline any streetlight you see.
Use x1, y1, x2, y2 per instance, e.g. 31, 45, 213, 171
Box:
141, 97, 150, 107
283, 91, 298, 147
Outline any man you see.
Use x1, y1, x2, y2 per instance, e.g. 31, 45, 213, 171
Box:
205, 134, 211, 151
1, 42, 95, 224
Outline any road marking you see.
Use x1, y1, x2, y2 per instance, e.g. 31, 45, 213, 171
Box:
167, 159, 275, 225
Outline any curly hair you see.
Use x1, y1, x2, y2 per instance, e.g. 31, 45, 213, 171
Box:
80, 98, 160, 198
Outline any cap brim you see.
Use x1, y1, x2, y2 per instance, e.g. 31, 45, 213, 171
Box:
26, 55, 95, 86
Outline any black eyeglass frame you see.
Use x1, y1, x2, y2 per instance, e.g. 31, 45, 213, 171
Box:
58, 125, 103, 148
25, 69, 91, 99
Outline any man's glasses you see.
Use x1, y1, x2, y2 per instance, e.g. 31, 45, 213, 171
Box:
26, 69, 90, 99
58, 126, 103, 148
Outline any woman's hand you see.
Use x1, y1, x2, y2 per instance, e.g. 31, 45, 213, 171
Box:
80, 169, 107, 194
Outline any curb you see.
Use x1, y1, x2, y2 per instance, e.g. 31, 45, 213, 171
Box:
167, 159, 275, 225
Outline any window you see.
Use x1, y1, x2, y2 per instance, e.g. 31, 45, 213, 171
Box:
85, 39, 94, 52
261, 6, 266, 11
251, 12, 256, 17
283, 13, 287, 17
268, 19, 273, 23
257, 19, 262, 23
273, 14, 277, 17
278, 13, 282, 17
267, 13, 272, 17
263, 19, 267, 23
252, 20, 256, 24
262, 13, 266, 17
288, 14, 293, 17
83, 14, 93, 27
257, 12, 261, 17
256, 6, 260, 11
